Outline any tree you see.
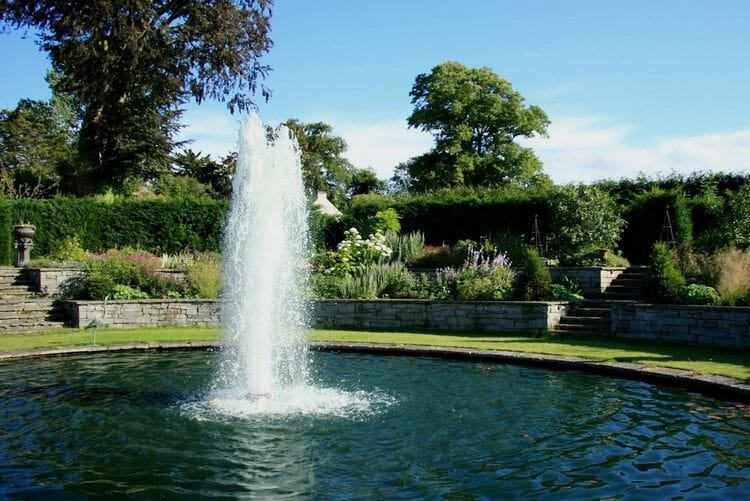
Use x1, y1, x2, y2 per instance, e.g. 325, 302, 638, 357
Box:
172, 149, 236, 198
0, 0, 273, 193
404, 61, 550, 192
284, 119, 355, 204
348, 167, 386, 197
0, 95, 77, 197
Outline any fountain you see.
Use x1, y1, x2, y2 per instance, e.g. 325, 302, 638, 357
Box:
219, 113, 310, 398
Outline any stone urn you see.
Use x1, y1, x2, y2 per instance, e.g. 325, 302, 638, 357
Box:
13, 222, 36, 267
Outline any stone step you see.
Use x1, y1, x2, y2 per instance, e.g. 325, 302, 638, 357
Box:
568, 306, 611, 318
558, 316, 609, 328
553, 324, 609, 336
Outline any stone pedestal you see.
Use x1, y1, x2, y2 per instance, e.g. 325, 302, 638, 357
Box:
13, 223, 36, 267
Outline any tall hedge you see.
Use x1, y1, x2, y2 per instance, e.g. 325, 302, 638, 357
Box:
9, 197, 229, 257
0, 197, 13, 265
343, 190, 552, 246
621, 189, 692, 263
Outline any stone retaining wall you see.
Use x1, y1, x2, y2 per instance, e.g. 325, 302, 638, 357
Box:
29, 268, 82, 297
611, 302, 750, 349
549, 267, 625, 295
313, 300, 569, 333
64, 299, 221, 329
63, 299, 569, 334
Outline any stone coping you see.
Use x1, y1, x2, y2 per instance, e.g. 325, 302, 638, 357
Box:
1, 341, 748, 403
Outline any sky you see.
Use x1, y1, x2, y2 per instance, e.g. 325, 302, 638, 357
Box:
1, 0, 749, 184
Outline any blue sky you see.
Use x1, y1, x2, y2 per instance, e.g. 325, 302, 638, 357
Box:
2, 0, 749, 183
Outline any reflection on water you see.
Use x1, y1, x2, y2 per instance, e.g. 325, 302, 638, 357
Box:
1, 350, 749, 498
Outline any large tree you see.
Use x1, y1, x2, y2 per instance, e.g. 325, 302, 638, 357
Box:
403, 61, 550, 192
0, 0, 273, 193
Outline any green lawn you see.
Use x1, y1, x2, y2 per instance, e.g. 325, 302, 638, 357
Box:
1, 327, 749, 381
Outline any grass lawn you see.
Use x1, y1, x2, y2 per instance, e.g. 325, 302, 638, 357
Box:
1, 327, 749, 381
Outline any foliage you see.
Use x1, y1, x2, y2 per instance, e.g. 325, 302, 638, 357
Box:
725, 182, 750, 250
677, 284, 720, 306
153, 173, 212, 199
171, 149, 235, 198
339, 262, 416, 299
550, 278, 584, 305
0, 94, 77, 198
714, 249, 750, 306
383, 230, 425, 265
361, 208, 401, 237
0, 196, 13, 265
621, 188, 693, 263
408, 244, 464, 269
437, 246, 515, 301
47, 235, 87, 264
329, 228, 392, 275
185, 253, 223, 299
512, 246, 551, 301
546, 185, 625, 263
344, 187, 552, 246
309, 207, 345, 250
111, 284, 149, 300
69, 249, 161, 299
9, 196, 227, 256
284, 119, 355, 205
403, 61, 550, 192
348, 167, 386, 197
645, 243, 686, 304
1, 1, 273, 192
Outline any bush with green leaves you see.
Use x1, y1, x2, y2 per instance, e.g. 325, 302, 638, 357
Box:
725, 182, 750, 250
111, 284, 149, 300
361, 208, 401, 237
677, 284, 720, 306
437, 246, 515, 301
184, 253, 223, 299
330, 228, 392, 275
547, 185, 625, 264
383, 230, 425, 265
714, 248, 750, 306
339, 261, 416, 299
646, 243, 685, 303
550, 278, 584, 305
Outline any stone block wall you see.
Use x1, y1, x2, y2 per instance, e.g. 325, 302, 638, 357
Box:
611, 302, 750, 349
312, 300, 568, 333
64, 299, 221, 329
63, 299, 569, 334
29, 268, 83, 297
550, 267, 625, 295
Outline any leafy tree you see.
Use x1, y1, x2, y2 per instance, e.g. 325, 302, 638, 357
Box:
348, 167, 386, 197
726, 181, 750, 250
284, 118, 355, 204
0, 96, 77, 197
172, 149, 235, 198
404, 61, 550, 192
0, 0, 273, 193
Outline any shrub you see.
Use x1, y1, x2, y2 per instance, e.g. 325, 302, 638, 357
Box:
383, 230, 425, 265
550, 278, 584, 305
308, 272, 346, 299
111, 284, 149, 300
185, 254, 223, 298
714, 248, 750, 306
512, 246, 552, 301
725, 182, 750, 250
645, 242, 685, 303
437, 246, 515, 301
547, 185, 625, 263
361, 208, 401, 236
331, 228, 392, 275
48, 236, 88, 263
677, 284, 720, 305
339, 261, 416, 299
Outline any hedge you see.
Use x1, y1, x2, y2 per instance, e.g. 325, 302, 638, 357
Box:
0, 197, 13, 265
3, 197, 229, 261
343, 191, 552, 246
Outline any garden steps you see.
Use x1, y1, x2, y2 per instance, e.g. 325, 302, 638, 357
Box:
554, 267, 647, 336
0, 268, 38, 300
0, 298, 68, 333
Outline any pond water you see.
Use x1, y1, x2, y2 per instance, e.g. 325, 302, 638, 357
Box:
1, 350, 749, 498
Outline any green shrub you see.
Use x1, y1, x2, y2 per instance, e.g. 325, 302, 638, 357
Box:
550, 278, 584, 305
622, 189, 692, 263
48, 236, 87, 263
547, 185, 625, 263
725, 182, 750, 250
0, 197, 12, 265
361, 208, 401, 236
308, 272, 346, 299
383, 230, 425, 265
512, 246, 552, 301
437, 246, 515, 301
646, 242, 686, 303
309, 207, 344, 250
330, 228, 392, 275
677, 284, 720, 305
185, 254, 223, 298
111, 284, 149, 300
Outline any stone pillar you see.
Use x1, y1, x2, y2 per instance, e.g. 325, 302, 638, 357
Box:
13, 222, 36, 267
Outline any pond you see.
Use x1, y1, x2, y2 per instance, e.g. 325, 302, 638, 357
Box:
1, 350, 749, 498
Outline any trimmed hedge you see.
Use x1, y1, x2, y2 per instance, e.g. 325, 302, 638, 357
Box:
344, 191, 552, 246
0, 197, 13, 265
5, 197, 229, 260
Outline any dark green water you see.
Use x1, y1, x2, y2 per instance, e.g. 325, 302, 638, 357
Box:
1, 350, 749, 499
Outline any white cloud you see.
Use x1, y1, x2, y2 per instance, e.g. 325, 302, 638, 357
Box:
177, 108, 240, 159
331, 119, 433, 179
525, 116, 750, 183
